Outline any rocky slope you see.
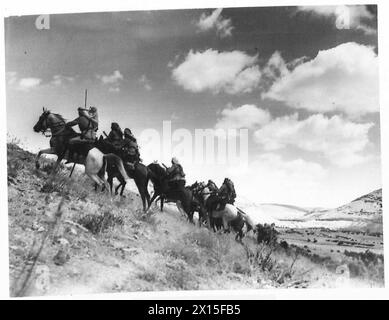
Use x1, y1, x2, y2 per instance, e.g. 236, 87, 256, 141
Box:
7, 143, 382, 296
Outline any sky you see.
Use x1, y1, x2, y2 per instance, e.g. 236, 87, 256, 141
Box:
5, 5, 381, 208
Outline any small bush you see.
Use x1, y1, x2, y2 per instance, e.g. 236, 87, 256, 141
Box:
40, 174, 68, 193
77, 212, 124, 234
256, 223, 278, 245
8, 158, 24, 180
343, 250, 384, 283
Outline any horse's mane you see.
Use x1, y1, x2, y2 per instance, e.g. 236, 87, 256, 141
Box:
148, 163, 167, 177
50, 112, 66, 124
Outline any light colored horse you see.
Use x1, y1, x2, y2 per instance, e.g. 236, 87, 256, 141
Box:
84, 147, 130, 194
200, 187, 256, 238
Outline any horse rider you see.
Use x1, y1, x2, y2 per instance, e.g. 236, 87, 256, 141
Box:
123, 128, 141, 162
166, 157, 186, 193
218, 178, 236, 207
65, 106, 99, 163
107, 122, 124, 149
209, 178, 236, 211
124, 128, 137, 143
207, 179, 218, 193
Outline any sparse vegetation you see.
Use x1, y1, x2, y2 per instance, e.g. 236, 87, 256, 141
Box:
7, 142, 385, 296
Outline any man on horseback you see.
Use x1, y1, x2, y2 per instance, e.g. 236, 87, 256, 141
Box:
218, 178, 236, 205
107, 122, 124, 149
123, 128, 141, 164
207, 177, 236, 212
207, 179, 218, 193
65, 106, 99, 163
166, 157, 186, 194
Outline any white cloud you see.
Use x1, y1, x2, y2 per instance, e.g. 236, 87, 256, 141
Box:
196, 8, 234, 38
18, 77, 42, 91
51, 75, 75, 86
297, 5, 376, 35
6, 72, 42, 91
263, 51, 289, 81
138, 74, 152, 91
215, 104, 271, 130
263, 42, 378, 117
97, 70, 123, 92
253, 113, 374, 167
97, 70, 123, 84
172, 49, 261, 94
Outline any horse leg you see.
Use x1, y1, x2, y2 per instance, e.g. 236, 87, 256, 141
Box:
112, 178, 121, 195
120, 180, 126, 196
147, 192, 159, 210
135, 179, 148, 212
222, 216, 230, 233
160, 197, 164, 212
50, 154, 65, 176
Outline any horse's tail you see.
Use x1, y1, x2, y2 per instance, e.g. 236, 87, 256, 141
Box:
103, 153, 130, 181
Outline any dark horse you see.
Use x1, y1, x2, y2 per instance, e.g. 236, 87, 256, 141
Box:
95, 136, 151, 211
33, 108, 130, 194
147, 162, 201, 224
33, 108, 79, 171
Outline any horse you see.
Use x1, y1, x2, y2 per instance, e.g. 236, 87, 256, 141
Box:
95, 136, 151, 212
147, 162, 199, 224
33, 108, 130, 194
33, 108, 79, 172
198, 186, 255, 241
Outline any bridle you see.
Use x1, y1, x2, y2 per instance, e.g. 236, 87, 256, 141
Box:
38, 112, 66, 138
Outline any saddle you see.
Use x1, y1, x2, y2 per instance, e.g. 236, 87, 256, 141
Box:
66, 137, 96, 164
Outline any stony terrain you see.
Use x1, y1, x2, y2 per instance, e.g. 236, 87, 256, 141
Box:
7, 143, 384, 297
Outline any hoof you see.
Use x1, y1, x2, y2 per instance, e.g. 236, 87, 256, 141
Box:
35, 162, 40, 170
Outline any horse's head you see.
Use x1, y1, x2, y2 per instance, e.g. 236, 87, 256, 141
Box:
147, 162, 168, 182
33, 107, 51, 133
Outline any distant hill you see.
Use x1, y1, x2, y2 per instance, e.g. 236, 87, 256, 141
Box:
303, 189, 382, 231
237, 189, 383, 231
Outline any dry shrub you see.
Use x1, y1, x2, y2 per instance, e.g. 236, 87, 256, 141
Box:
77, 212, 124, 235
256, 223, 278, 245
343, 250, 384, 283
40, 174, 68, 193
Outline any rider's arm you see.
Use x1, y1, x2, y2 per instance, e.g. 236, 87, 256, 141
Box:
66, 118, 79, 127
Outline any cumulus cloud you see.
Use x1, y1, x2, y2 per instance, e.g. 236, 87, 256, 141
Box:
297, 5, 376, 35
138, 74, 152, 91
196, 8, 234, 38
6, 72, 42, 91
51, 75, 75, 86
172, 49, 261, 94
254, 113, 374, 167
215, 104, 271, 130
97, 70, 123, 92
263, 42, 378, 117
18, 78, 42, 91
97, 70, 123, 84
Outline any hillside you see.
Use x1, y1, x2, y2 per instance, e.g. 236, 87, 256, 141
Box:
303, 189, 382, 232
7, 143, 384, 296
